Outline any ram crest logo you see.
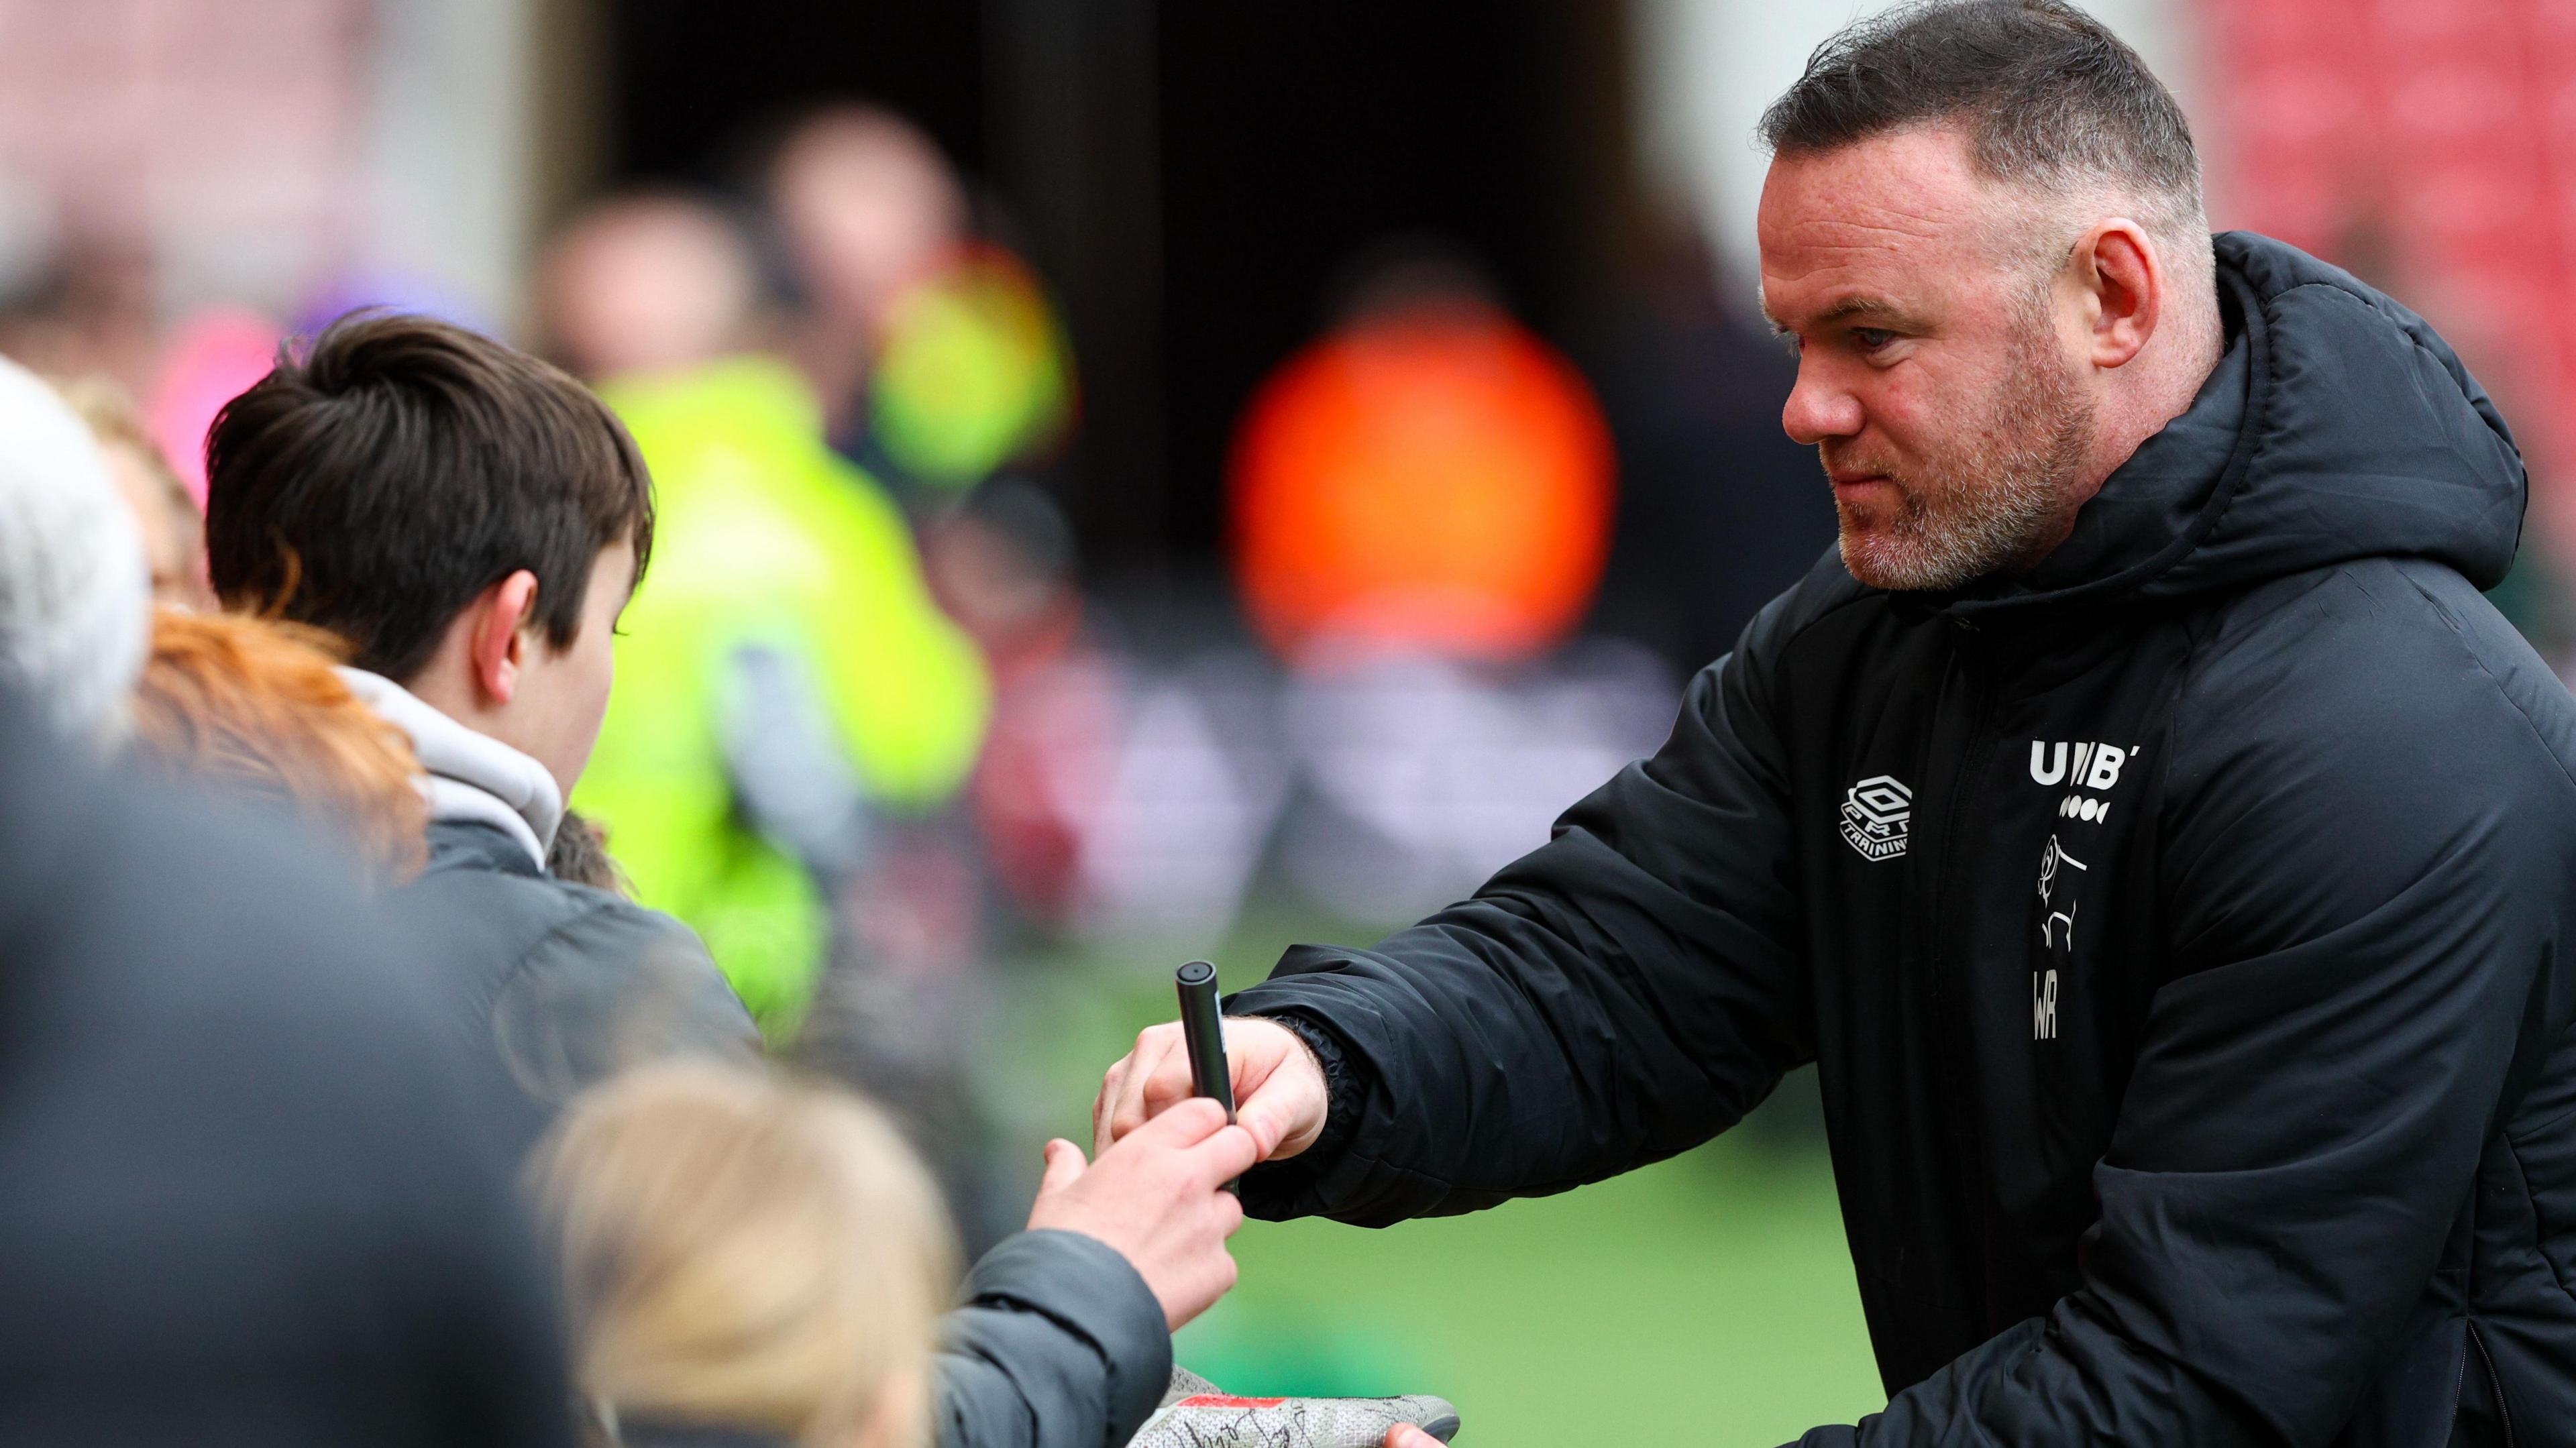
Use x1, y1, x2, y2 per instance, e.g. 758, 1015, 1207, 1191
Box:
1838, 775, 1913, 862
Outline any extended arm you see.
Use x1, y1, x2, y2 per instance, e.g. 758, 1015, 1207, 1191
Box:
936, 1231, 1172, 1448
1226, 596, 1821, 1225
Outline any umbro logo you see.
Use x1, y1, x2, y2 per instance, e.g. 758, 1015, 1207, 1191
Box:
1839, 775, 1912, 862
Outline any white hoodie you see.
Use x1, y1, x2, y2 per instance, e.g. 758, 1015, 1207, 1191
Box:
337, 667, 563, 873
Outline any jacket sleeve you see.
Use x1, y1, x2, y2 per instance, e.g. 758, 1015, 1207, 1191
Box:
1228, 591, 1819, 1225
936, 1229, 1173, 1448
1796, 569, 2576, 1446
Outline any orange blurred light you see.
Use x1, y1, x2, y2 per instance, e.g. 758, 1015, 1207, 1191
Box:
1228, 309, 1615, 668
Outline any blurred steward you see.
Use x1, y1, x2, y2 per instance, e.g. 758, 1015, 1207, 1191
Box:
0, 687, 570, 1445
537, 1062, 1260, 1448
539, 193, 763, 384
769, 106, 1072, 510
129, 610, 427, 883
1228, 246, 1615, 669
553, 190, 991, 1034
57, 374, 215, 608
924, 480, 1112, 927
203, 312, 759, 1158
0, 355, 148, 745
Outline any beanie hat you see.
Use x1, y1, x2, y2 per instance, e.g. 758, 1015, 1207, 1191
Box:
0, 355, 150, 742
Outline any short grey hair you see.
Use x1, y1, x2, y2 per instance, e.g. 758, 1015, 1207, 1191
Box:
1760, 1, 2207, 263
0, 355, 148, 744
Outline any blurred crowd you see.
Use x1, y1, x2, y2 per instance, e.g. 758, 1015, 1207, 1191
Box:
0, 91, 1839, 1445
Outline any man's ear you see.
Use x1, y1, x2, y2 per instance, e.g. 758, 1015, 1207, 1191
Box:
469, 569, 541, 707
2080, 218, 2161, 371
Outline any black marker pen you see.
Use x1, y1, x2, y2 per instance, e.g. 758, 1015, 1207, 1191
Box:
1174, 960, 1239, 1192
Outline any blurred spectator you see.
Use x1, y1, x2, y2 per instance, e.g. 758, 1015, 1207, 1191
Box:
576, 353, 990, 1031
537, 1064, 1255, 1448
0, 242, 157, 395
294, 270, 491, 345
539, 192, 763, 384
537, 1063, 955, 1448
771, 107, 966, 440
58, 374, 215, 608
926, 480, 1108, 927
0, 687, 570, 1445
129, 609, 427, 884
0, 354, 148, 744
767, 106, 1072, 508
146, 306, 282, 511
1229, 243, 1615, 668
203, 313, 759, 1158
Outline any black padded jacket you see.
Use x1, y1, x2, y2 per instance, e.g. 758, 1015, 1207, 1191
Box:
405, 824, 1171, 1448
1228, 233, 2576, 1446
402, 819, 765, 1162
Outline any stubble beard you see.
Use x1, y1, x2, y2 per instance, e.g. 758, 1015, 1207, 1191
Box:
1830, 313, 2096, 592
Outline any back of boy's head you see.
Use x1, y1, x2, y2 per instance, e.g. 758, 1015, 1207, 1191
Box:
203, 313, 655, 681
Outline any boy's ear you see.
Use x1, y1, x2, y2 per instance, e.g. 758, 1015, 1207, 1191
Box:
470, 569, 541, 707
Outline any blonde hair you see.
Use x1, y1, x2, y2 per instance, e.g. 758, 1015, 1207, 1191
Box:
129, 609, 428, 882
536, 1063, 958, 1448
54, 374, 211, 608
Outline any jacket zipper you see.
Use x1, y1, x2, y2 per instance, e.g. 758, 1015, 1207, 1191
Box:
2467, 1320, 2515, 1447
1930, 623, 2001, 1323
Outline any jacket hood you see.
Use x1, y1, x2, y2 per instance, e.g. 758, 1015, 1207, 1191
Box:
1948, 231, 2525, 620
337, 667, 563, 872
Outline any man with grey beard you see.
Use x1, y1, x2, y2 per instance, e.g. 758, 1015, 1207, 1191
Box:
1101, 1, 2576, 1443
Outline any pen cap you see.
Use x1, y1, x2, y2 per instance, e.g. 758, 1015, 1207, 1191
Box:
1173, 960, 1234, 1117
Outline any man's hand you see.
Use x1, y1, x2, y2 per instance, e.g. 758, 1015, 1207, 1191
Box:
1385, 1429, 1443, 1448
1095, 1017, 1329, 1162
1026, 1097, 1260, 1330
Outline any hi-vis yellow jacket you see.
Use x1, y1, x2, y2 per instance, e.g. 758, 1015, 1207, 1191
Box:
576, 355, 988, 1034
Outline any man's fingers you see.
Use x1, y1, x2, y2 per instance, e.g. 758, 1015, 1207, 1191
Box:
1103, 1028, 1181, 1152
1092, 1057, 1132, 1158
1384, 1427, 1443, 1448
1120, 1093, 1229, 1151
1235, 1089, 1301, 1160
1092, 1066, 1123, 1154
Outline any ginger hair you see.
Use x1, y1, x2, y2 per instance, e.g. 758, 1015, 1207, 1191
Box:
129, 609, 427, 882
535, 1062, 957, 1448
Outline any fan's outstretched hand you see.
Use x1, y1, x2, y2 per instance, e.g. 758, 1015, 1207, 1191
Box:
1026, 1097, 1258, 1329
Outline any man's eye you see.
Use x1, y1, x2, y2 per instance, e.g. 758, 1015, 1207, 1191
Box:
1851, 327, 1897, 351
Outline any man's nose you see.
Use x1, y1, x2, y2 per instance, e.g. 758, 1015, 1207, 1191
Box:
1782, 364, 1863, 446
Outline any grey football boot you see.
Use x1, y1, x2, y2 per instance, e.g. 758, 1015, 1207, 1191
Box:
1126, 1368, 1462, 1447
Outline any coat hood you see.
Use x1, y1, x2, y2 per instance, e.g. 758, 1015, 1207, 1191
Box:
337, 667, 563, 872
1948, 231, 2526, 620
